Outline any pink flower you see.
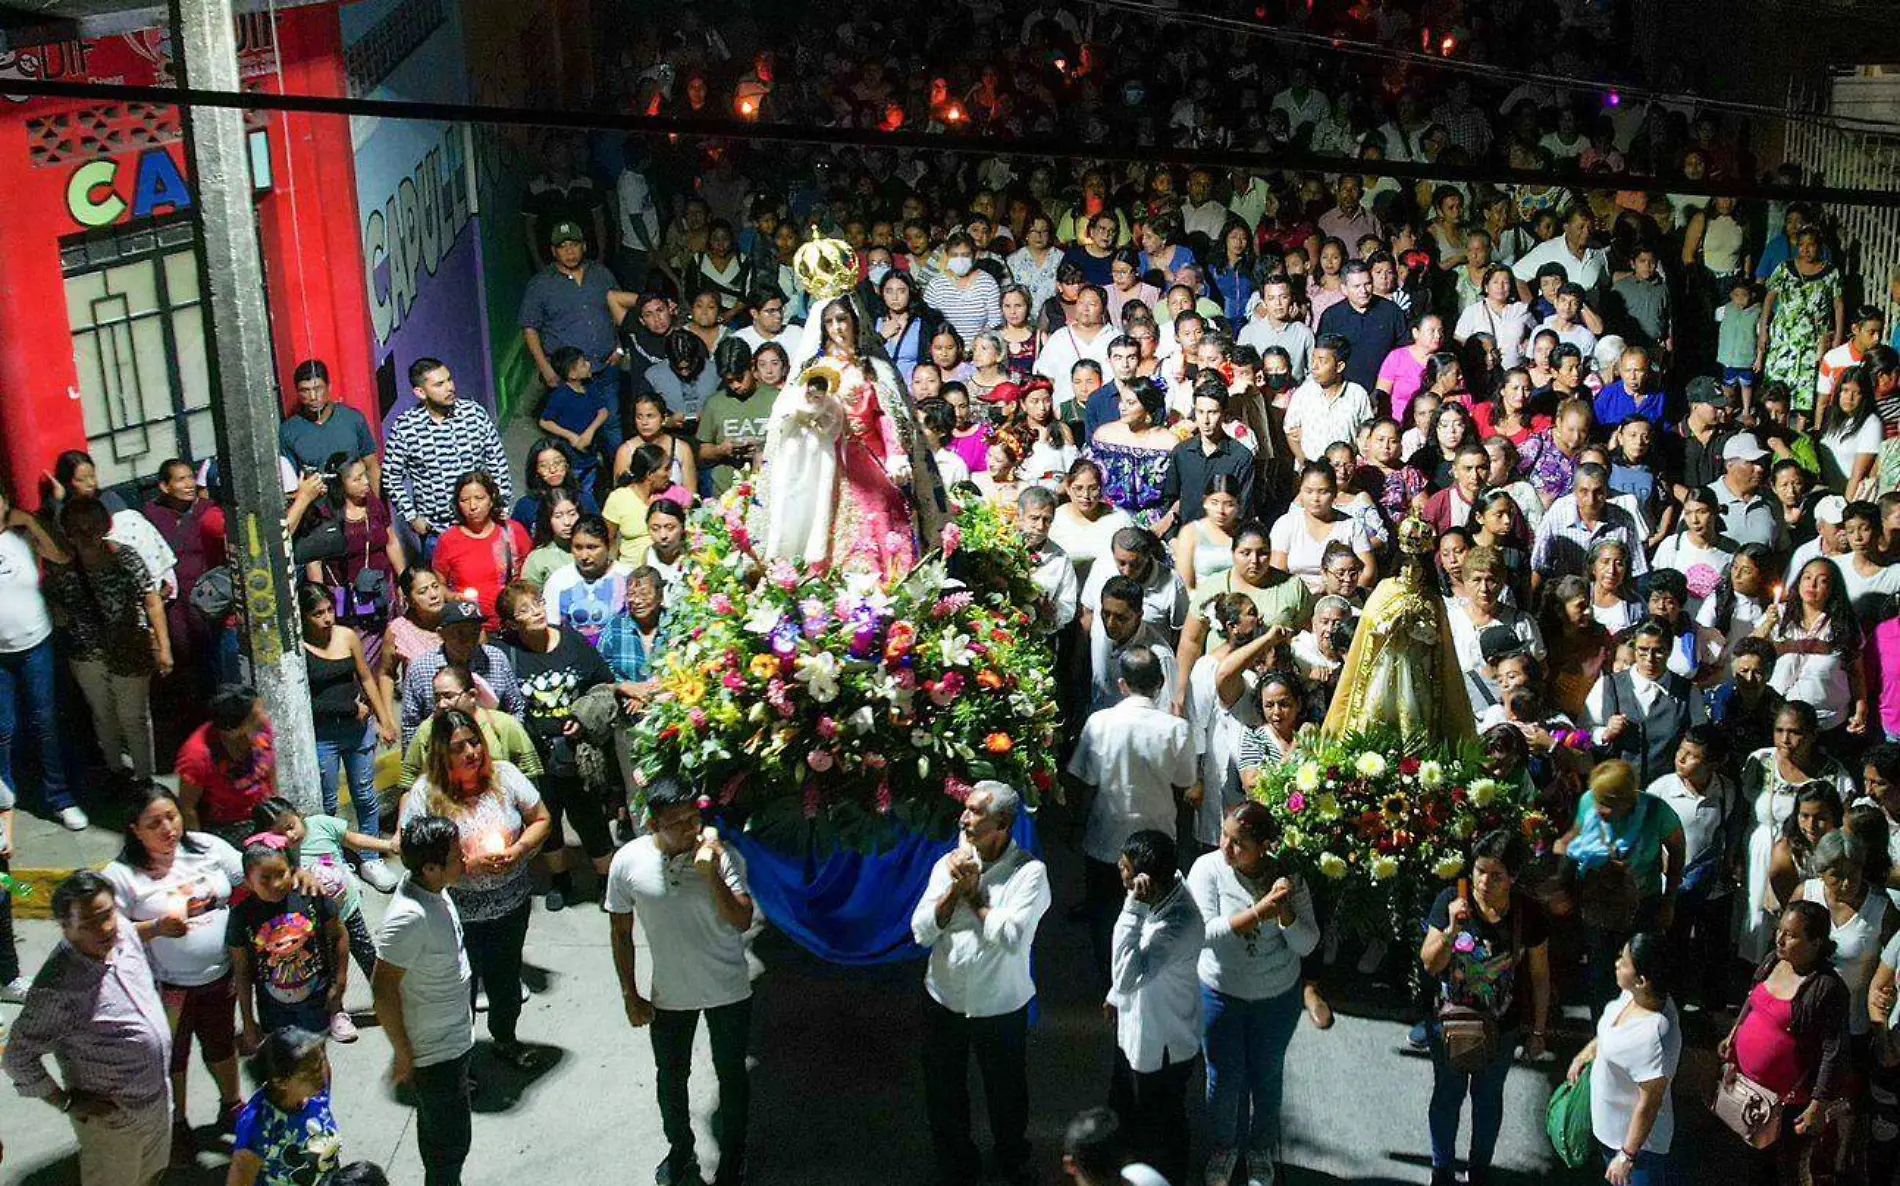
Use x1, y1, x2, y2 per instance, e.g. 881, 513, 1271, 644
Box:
767, 559, 800, 591
933, 591, 974, 618
803, 782, 820, 819
688, 708, 709, 730
816, 715, 839, 740
731, 526, 753, 553
807, 749, 836, 773
943, 776, 974, 803
1453, 933, 1477, 954
722, 672, 747, 692
928, 671, 966, 706
1287, 792, 1307, 813
941, 522, 964, 556
864, 752, 888, 769
766, 679, 796, 718
710, 593, 735, 616
875, 779, 893, 814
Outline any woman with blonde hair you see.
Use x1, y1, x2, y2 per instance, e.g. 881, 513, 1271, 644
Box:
1555, 760, 1686, 1007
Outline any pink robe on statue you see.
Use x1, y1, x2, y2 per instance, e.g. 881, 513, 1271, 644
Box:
833, 380, 918, 577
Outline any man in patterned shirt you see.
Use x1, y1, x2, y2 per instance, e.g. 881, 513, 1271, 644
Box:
5, 871, 172, 1186
382, 358, 512, 561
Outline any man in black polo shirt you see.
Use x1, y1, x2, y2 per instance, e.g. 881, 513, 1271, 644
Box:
1673, 375, 1734, 502
1162, 379, 1255, 525
278, 359, 379, 492
1316, 260, 1409, 395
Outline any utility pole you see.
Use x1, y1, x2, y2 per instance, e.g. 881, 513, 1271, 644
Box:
170, 0, 320, 809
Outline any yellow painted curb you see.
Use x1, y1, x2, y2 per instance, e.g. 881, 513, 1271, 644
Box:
8, 867, 99, 921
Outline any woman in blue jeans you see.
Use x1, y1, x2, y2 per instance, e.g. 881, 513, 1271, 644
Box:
1418, 830, 1552, 1186
0, 481, 78, 828
1186, 800, 1320, 1186
297, 582, 399, 892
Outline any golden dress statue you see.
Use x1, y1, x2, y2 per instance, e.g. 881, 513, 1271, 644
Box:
1321, 516, 1477, 744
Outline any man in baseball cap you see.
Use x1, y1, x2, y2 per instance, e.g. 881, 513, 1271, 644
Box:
520, 214, 624, 487
1676, 375, 1735, 497
1709, 432, 1788, 552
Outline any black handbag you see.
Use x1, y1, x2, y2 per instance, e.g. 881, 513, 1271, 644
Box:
293, 516, 348, 564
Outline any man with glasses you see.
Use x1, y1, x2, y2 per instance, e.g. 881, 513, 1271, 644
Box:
733, 286, 799, 355
607, 775, 756, 1186
397, 663, 542, 792
1585, 617, 1706, 788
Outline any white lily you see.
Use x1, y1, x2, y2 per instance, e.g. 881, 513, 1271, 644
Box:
940, 632, 974, 668
793, 651, 842, 703
743, 603, 783, 635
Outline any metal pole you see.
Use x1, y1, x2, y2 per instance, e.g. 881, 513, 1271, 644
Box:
170, 0, 320, 810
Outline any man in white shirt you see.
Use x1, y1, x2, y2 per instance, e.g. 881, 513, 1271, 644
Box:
1237, 277, 1315, 381
1106, 830, 1203, 1186
1586, 619, 1707, 788
1179, 169, 1229, 243
373, 816, 475, 1186
606, 777, 755, 1186
731, 286, 800, 355
1019, 487, 1079, 633
615, 152, 661, 291
1511, 206, 1609, 298
1269, 66, 1330, 137
911, 782, 1051, 1186
1283, 334, 1372, 463
1089, 576, 1181, 713
1070, 651, 1196, 981
1786, 494, 1848, 578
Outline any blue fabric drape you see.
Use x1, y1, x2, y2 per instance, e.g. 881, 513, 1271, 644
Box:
728, 813, 1040, 966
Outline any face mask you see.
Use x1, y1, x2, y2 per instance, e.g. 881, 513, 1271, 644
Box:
948, 257, 974, 277
1266, 373, 1294, 391
868, 264, 891, 285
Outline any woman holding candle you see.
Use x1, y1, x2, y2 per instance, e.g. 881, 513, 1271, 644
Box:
398, 708, 552, 1069
101, 784, 247, 1154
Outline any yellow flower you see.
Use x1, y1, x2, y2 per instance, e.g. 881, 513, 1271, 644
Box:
1355, 752, 1387, 778
749, 654, 780, 681
1469, 778, 1500, 808
1381, 792, 1410, 820
1370, 855, 1399, 881
1418, 760, 1445, 789
1318, 852, 1348, 879
1433, 854, 1466, 880
1315, 793, 1341, 822
675, 678, 708, 707
1282, 827, 1306, 851
1294, 762, 1323, 792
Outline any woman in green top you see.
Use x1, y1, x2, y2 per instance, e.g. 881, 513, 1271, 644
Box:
521, 489, 581, 589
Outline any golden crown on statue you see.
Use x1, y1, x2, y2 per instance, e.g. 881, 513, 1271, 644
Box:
1398, 514, 1437, 556
794, 227, 860, 301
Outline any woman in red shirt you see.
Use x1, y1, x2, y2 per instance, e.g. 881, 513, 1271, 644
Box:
431, 472, 530, 631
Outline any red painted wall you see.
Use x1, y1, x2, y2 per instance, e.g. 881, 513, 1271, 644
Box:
0, 4, 372, 507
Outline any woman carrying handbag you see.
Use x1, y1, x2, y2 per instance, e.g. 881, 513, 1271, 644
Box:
1718, 899, 1852, 1184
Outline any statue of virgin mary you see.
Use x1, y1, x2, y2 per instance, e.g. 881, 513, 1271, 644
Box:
1321, 516, 1477, 744
758, 232, 945, 577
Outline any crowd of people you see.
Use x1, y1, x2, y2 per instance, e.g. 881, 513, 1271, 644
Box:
7, 1, 1900, 1185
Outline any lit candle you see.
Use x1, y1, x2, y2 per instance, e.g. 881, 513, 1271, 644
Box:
1772, 583, 1784, 604
480, 831, 506, 856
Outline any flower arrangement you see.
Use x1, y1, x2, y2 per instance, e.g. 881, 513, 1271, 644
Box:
629, 482, 1061, 850
1251, 727, 1554, 926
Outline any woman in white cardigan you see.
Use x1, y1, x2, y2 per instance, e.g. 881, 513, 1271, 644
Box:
1187, 800, 1321, 1186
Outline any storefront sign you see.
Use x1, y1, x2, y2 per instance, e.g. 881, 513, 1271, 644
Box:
65, 147, 193, 227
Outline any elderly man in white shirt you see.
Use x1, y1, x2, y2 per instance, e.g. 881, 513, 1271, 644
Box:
1510, 206, 1609, 297
1105, 829, 1204, 1186
912, 781, 1051, 1186
1070, 651, 1197, 983
1019, 488, 1079, 633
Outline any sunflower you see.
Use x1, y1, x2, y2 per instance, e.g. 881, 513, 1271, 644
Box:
1381, 791, 1410, 821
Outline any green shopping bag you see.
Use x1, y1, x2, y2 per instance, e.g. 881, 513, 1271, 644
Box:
1546, 1063, 1595, 1169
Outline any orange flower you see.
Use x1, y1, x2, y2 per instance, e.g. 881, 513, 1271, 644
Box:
985, 732, 1014, 755
976, 669, 1006, 690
